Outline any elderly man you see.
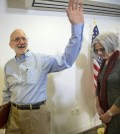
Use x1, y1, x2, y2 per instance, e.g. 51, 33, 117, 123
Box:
2, 0, 84, 134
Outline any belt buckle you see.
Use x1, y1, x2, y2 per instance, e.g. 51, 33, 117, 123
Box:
30, 104, 32, 110
16, 104, 20, 109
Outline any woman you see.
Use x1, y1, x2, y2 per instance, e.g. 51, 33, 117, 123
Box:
92, 32, 120, 134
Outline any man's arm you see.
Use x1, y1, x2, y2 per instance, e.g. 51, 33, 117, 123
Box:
42, 0, 84, 73
2, 66, 11, 105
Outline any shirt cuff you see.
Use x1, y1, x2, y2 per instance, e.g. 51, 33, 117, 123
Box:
72, 23, 84, 36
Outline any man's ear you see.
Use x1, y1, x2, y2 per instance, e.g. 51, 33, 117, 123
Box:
9, 42, 13, 48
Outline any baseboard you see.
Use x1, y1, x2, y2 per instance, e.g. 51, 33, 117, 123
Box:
64, 122, 102, 134
79, 124, 103, 134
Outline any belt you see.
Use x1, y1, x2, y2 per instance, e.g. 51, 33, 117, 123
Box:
12, 101, 46, 110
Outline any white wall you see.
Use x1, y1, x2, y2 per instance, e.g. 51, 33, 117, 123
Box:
0, 0, 120, 134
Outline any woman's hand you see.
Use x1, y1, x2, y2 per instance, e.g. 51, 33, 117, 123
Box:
100, 112, 112, 123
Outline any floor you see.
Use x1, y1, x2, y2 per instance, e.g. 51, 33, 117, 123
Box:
81, 129, 97, 134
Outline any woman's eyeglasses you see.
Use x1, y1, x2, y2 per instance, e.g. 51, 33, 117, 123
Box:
94, 48, 105, 54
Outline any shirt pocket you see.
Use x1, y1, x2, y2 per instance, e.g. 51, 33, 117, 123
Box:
26, 68, 39, 84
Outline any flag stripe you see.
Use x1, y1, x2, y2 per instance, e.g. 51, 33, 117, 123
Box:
94, 64, 100, 72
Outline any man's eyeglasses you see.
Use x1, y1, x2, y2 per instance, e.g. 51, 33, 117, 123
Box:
94, 48, 105, 54
11, 37, 28, 43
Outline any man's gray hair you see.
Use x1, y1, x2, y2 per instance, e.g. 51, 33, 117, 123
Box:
92, 32, 119, 53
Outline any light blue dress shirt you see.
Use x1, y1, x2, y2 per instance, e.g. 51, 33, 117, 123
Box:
2, 24, 84, 105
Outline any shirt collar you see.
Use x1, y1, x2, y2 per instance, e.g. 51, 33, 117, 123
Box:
15, 50, 32, 62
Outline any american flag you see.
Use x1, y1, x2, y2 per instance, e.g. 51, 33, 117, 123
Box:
92, 25, 99, 43
91, 24, 101, 89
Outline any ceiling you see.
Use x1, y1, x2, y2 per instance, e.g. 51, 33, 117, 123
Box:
7, 0, 120, 17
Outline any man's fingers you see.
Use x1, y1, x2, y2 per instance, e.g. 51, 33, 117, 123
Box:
68, 0, 81, 10
78, 0, 83, 11
68, 0, 83, 11
75, 0, 79, 10
68, 0, 73, 11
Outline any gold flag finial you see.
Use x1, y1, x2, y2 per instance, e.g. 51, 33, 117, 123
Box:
94, 18, 96, 25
